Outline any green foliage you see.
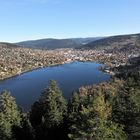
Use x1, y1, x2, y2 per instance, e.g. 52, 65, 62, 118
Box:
69, 92, 81, 113
0, 91, 21, 140
1, 61, 140, 139
30, 80, 67, 139
40, 80, 67, 128
68, 92, 81, 122
112, 75, 140, 139
30, 101, 43, 128
12, 114, 35, 140
68, 91, 126, 140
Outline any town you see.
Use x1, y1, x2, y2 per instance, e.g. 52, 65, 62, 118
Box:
0, 43, 139, 80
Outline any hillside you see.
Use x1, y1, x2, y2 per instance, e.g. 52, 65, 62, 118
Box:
0, 42, 67, 80
0, 42, 19, 48
16, 37, 102, 49
80, 33, 140, 53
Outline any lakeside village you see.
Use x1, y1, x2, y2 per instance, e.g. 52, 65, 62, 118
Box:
0, 45, 139, 80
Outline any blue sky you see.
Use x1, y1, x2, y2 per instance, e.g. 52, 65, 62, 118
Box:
0, 0, 140, 42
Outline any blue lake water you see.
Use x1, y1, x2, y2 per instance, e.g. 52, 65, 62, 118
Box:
0, 61, 110, 110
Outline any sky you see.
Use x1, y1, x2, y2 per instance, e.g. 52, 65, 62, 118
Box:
0, 0, 140, 42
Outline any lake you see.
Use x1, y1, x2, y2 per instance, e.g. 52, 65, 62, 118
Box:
0, 61, 110, 110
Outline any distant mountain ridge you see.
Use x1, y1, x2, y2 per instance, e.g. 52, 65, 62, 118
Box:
1, 33, 140, 52
80, 33, 140, 52
16, 37, 102, 49
0, 42, 19, 48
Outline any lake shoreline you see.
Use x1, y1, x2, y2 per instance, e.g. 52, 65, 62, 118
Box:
0, 60, 107, 82
0, 61, 110, 109
0, 61, 68, 82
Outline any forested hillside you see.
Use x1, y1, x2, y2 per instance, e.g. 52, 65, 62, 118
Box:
0, 42, 19, 48
80, 33, 140, 54
16, 37, 102, 49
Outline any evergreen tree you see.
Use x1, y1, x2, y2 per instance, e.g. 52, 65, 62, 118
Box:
40, 80, 67, 128
12, 114, 35, 140
30, 80, 67, 139
68, 92, 81, 121
112, 77, 140, 139
30, 101, 43, 129
0, 91, 21, 140
68, 92, 126, 140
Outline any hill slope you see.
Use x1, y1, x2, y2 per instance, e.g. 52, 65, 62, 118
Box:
80, 33, 140, 53
16, 37, 102, 49
0, 42, 20, 48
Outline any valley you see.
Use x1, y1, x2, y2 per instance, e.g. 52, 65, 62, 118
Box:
0, 33, 140, 80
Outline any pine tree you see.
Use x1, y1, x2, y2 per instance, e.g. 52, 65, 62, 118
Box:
68, 92, 81, 121
12, 114, 35, 140
39, 80, 67, 128
30, 80, 67, 139
0, 91, 21, 140
112, 77, 140, 139
68, 92, 126, 140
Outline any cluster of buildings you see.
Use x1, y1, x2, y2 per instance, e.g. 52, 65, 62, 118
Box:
0, 46, 65, 80
0, 45, 139, 80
